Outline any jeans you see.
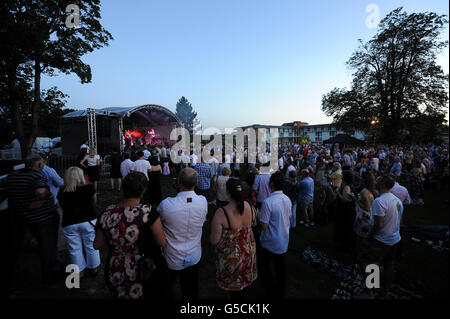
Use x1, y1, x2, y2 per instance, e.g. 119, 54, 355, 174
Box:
259, 248, 286, 299
62, 220, 101, 272
28, 212, 64, 282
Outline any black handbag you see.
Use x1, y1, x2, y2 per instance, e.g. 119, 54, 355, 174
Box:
136, 206, 158, 285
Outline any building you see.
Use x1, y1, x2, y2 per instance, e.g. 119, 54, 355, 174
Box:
239, 121, 366, 145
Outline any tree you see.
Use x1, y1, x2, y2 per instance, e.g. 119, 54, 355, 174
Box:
0, 0, 113, 158
321, 7, 449, 144
175, 96, 197, 133
0, 86, 74, 147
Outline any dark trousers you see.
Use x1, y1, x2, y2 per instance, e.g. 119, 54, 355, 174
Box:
27, 213, 63, 283
168, 263, 199, 300
2, 208, 25, 297
259, 248, 286, 299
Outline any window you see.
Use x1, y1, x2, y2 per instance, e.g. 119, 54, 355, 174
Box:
316, 132, 322, 142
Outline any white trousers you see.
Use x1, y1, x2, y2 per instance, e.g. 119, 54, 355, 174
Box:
62, 220, 101, 272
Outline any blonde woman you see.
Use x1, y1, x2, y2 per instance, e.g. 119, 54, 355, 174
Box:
329, 162, 343, 189
57, 167, 100, 277
81, 148, 101, 191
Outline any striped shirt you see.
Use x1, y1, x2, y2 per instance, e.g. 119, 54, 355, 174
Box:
0, 169, 56, 224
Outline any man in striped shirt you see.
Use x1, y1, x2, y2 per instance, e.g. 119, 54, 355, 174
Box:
1, 155, 64, 283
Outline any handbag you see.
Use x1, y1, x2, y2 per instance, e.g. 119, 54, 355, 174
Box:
136, 205, 158, 285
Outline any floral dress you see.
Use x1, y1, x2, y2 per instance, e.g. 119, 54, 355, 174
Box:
214, 208, 257, 291
97, 204, 158, 299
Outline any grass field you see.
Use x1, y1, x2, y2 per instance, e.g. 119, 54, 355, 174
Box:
11, 174, 449, 299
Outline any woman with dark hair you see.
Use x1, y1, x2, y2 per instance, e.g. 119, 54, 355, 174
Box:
354, 171, 377, 254
410, 159, 425, 205
93, 171, 166, 299
210, 178, 257, 299
334, 170, 356, 249
144, 155, 162, 205
109, 148, 122, 191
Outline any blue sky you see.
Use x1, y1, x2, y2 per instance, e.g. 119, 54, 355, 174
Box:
42, 0, 449, 130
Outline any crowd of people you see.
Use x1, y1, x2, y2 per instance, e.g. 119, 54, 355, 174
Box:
2, 139, 449, 300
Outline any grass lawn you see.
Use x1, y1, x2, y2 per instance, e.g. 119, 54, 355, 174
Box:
12, 174, 449, 299
96, 175, 449, 299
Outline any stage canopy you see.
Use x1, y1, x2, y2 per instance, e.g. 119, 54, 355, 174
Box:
322, 133, 365, 146
61, 104, 182, 156
63, 104, 181, 124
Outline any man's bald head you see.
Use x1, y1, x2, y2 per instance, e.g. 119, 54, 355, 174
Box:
178, 167, 198, 190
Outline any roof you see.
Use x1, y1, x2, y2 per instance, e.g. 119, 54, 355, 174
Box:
62, 104, 181, 124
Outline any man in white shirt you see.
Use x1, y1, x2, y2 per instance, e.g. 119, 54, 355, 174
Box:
278, 155, 284, 171
259, 171, 292, 299
143, 147, 151, 160
357, 175, 403, 299
389, 177, 411, 206
80, 140, 90, 152
131, 151, 151, 179
252, 167, 272, 209
120, 153, 134, 179
157, 168, 208, 300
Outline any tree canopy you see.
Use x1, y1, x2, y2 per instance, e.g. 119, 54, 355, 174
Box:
0, 0, 113, 157
321, 7, 449, 144
175, 96, 197, 133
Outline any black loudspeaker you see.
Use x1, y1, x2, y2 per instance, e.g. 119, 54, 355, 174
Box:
98, 117, 112, 138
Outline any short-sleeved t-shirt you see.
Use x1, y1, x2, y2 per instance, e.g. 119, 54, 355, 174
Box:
298, 177, 314, 204
131, 159, 151, 179
0, 169, 56, 223
260, 191, 292, 254
372, 192, 403, 245
84, 154, 100, 167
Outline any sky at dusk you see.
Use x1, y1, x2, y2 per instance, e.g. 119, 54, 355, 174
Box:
42, 0, 449, 131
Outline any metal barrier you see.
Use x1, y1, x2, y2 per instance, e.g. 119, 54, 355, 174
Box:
46, 155, 110, 177
46, 155, 78, 176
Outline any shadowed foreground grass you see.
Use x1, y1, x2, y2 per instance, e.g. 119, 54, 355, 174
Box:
11, 175, 449, 299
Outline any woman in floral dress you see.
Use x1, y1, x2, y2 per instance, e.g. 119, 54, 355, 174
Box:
210, 178, 257, 299
94, 171, 166, 299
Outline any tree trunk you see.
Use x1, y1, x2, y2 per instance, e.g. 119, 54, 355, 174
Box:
20, 57, 41, 160
7, 64, 28, 159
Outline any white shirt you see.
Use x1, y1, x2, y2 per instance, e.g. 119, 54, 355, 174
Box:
131, 159, 151, 179
260, 191, 292, 254
208, 158, 220, 176
372, 192, 403, 245
143, 149, 151, 160
84, 154, 99, 166
120, 159, 134, 178
216, 175, 231, 202
285, 165, 296, 179
390, 182, 411, 206
278, 158, 284, 169
252, 173, 272, 203
157, 191, 208, 270
80, 144, 90, 152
